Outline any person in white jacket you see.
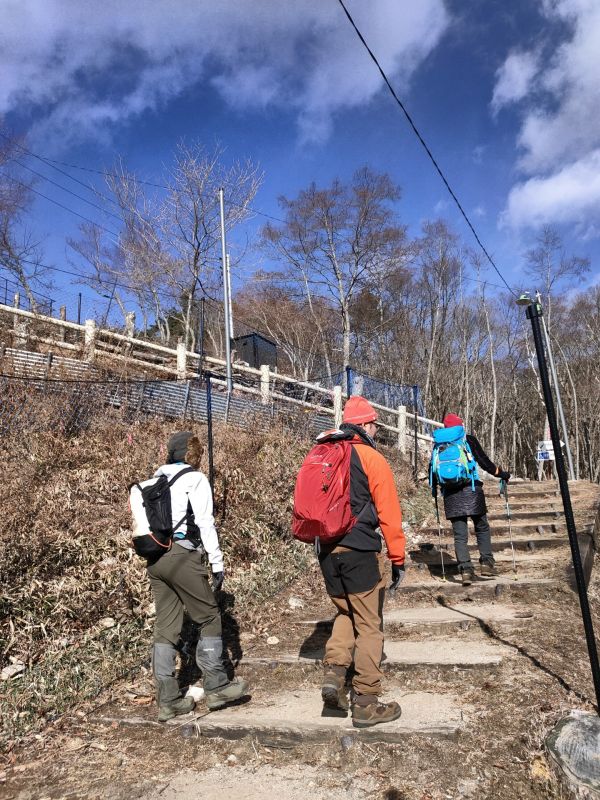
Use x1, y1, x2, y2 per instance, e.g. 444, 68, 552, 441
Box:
130, 430, 247, 721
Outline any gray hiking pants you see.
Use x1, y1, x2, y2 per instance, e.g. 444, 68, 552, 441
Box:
451, 514, 494, 573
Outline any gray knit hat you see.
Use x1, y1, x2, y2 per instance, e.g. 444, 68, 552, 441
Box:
167, 431, 193, 463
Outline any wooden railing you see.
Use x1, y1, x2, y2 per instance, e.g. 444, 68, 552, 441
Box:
0, 302, 442, 448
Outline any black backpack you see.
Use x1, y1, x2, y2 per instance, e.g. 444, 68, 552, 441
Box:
131, 466, 197, 563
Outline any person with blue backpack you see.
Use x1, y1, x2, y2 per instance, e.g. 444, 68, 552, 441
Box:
429, 413, 511, 585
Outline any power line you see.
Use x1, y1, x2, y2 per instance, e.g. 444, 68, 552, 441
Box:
335, 0, 518, 298
2, 173, 121, 240
0, 131, 125, 211
12, 158, 124, 223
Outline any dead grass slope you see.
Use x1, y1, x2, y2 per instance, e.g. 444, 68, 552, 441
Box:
0, 402, 418, 751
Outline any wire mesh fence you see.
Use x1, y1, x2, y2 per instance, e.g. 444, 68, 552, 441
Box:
0, 372, 336, 444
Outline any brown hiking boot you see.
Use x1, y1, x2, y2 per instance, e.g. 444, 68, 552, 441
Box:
461, 569, 475, 586
480, 562, 499, 577
321, 667, 349, 712
352, 697, 402, 729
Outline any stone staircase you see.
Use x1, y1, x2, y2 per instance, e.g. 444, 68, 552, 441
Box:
92, 480, 600, 764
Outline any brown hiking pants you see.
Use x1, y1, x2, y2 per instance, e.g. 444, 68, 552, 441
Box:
321, 546, 386, 696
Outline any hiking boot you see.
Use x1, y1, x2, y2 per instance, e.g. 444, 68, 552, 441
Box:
352, 698, 402, 729
205, 677, 249, 710
461, 569, 475, 586
321, 668, 349, 712
480, 562, 499, 577
157, 695, 195, 722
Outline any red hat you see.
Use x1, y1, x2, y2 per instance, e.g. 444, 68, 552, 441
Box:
443, 413, 464, 428
343, 396, 378, 426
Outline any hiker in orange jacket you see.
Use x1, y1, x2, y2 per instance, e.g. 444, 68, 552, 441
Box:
317, 395, 405, 728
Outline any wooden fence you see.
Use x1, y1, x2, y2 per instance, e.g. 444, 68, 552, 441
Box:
0, 301, 442, 450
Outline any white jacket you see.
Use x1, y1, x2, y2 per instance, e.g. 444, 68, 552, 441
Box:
130, 463, 224, 573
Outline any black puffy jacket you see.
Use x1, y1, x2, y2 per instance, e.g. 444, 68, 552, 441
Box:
432, 434, 499, 520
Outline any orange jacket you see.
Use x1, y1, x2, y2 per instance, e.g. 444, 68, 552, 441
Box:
348, 436, 405, 565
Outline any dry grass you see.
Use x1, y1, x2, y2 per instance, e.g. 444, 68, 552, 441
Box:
0, 387, 419, 751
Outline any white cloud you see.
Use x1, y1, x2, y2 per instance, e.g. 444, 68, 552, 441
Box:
491, 50, 540, 114
495, 0, 600, 232
0, 0, 449, 148
502, 149, 600, 228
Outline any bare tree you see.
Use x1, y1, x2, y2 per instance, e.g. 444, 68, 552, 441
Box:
0, 132, 50, 309
262, 168, 407, 386
70, 142, 262, 345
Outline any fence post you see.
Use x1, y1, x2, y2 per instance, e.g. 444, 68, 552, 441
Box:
125, 311, 135, 338
59, 306, 67, 343
397, 405, 407, 453
12, 291, 19, 332
13, 293, 29, 348
177, 337, 187, 381
333, 385, 343, 428
84, 319, 96, 361
260, 364, 270, 404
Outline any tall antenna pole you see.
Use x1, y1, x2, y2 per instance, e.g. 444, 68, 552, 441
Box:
219, 188, 233, 394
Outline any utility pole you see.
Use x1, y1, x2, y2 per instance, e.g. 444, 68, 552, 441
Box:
521, 295, 600, 711
219, 188, 233, 394
226, 254, 234, 340
536, 291, 575, 481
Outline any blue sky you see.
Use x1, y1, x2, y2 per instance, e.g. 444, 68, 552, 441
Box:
2, 0, 599, 323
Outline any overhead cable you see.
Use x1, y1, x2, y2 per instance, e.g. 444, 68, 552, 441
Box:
335, 0, 518, 298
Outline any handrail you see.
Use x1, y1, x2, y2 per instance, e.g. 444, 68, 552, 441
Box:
0, 303, 438, 439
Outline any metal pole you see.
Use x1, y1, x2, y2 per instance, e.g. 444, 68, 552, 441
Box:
413, 384, 419, 481
536, 292, 575, 481
77, 293, 82, 326
197, 297, 205, 378
345, 366, 353, 397
102, 279, 117, 328
526, 300, 600, 710
218, 188, 233, 394
206, 372, 215, 494
226, 254, 234, 340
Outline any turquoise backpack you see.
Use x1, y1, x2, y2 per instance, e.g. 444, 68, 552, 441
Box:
429, 425, 478, 492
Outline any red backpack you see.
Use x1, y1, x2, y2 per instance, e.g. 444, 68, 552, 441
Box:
292, 438, 357, 544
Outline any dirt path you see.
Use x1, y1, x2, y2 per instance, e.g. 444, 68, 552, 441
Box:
2, 480, 599, 800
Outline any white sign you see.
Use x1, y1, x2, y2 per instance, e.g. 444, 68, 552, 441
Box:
537, 439, 565, 457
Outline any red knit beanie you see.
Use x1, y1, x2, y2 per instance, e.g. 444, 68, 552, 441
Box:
343, 396, 378, 426
443, 413, 464, 428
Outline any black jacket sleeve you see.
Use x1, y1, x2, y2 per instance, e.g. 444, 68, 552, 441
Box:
466, 434, 498, 477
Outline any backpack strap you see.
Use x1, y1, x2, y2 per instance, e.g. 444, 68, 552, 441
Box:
167, 467, 198, 532
167, 466, 196, 486
463, 440, 477, 491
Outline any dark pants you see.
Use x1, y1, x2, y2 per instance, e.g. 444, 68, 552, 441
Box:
451, 514, 494, 573
147, 547, 222, 645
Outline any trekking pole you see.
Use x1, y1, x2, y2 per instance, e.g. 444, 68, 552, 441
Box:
434, 492, 446, 581
500, 479, 517, 578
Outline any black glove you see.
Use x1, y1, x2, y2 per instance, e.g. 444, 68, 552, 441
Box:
389, 564, 405, 592
212, 571, 224, 591
498, 470, 511, 483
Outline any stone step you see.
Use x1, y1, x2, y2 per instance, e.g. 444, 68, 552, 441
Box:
242, 639, 507, 669
411, 535, 566, 554
397, 574, 559, 599
385, 603, 534, 630
486, 510, 563, 522
294, 603, 535, 635
417, 522, 565, 538
408, 548, 554, 569
177, 688, 465, 743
